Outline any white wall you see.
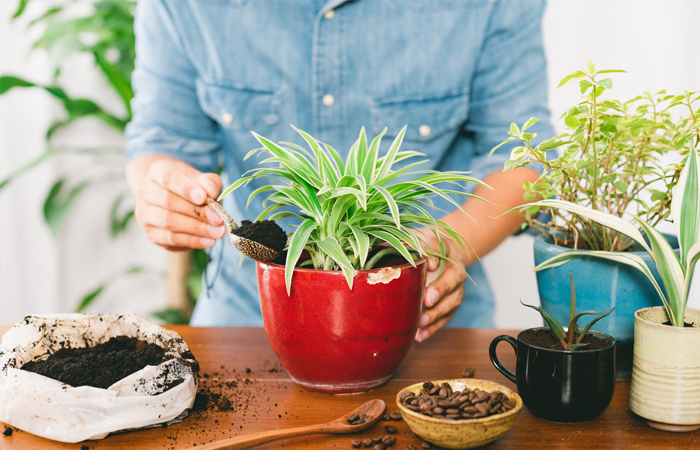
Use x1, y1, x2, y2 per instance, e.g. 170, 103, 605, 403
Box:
1, 0, 699, 328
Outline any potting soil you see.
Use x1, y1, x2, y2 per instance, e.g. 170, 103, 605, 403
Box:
21, 336, 166, 389
231, 220, 287, 253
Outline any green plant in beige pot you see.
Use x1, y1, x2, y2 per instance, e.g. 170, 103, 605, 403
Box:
492, 62, 697, 378
507, 140, 700, 431
217, 125, 489, 394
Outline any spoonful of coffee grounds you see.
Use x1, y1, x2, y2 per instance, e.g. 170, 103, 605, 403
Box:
206, 198, 286, 262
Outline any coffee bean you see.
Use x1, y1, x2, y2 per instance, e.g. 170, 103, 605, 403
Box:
351, 439, 362, 448
405, 446, 417, 450
372, 436, 384, 444
382, 435, 397, 446
348, 414, 359, 423
383, 413, 392, 421
385, 425, 397, 434
401, 381, 515, 421
374, 444, 387, 450
390, 412, 403, 421
462, 367, 476, 378
363, 438, 374, 447
421, 442, 432, 449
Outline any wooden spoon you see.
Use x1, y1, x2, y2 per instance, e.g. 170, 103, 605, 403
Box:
191, 399, 386, 450
205, 198, 282, 262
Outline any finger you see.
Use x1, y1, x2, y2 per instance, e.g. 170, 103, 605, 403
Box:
424, 263, 467, 308
142, 225, 219, 250
141, 180, 223, 226
148, 160, 209, 205
415, 309, 457, 342
138, 204, 226, 240
199, 173, 223, 199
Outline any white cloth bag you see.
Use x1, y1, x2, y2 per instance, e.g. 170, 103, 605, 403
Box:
0, 312, 198, 443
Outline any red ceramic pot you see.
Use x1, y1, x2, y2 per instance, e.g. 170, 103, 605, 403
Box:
256, 257, 427, 394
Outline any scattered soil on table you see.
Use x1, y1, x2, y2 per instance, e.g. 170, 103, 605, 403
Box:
2, 426, 12, 436
231, 220, 287, 254
521, 328, 611, 351
20, 336, 166, 388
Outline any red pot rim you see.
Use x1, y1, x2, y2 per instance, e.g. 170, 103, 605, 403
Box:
257, 255, 427, 274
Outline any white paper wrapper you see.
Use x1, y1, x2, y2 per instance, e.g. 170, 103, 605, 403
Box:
0, 312, 198, 443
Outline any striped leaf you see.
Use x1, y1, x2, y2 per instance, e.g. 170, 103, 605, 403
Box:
285, 219, 317, 295
508, 199, 652, 254
316, 237, 357, 288
535, 250, 670, 316
673, 143, 700, 265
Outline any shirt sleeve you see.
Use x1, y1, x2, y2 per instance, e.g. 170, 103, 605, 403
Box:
464, 0, 553, 182
125, 0, 221, 173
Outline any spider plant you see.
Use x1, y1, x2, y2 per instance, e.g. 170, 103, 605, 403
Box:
521, 275, 615, 351
219, 125, 491, 294
508, 142, 700, 327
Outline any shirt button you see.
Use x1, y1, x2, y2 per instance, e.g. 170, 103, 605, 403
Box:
418, 124, 431, 137
222, 113, 234, 125
322, 94, 335, 106
324, 9, 335, 19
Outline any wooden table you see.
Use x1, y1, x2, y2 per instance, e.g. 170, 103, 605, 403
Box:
1, 326, 699, 449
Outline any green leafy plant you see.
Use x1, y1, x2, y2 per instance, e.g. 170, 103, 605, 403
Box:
521, 275, 615, 351
220, 126, 491, 293
516, 142, 700, 327
492, 62, 697, 252
1, 0, 204, 322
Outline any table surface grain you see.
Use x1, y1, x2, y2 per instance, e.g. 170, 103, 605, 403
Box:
1, 325, 699, 449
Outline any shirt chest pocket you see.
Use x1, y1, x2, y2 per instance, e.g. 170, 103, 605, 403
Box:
370, 88, 470, 144
196, 79, 281, 132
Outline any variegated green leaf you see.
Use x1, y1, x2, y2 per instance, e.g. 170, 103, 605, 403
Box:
376, 126, 407, 180
535, 249, 670, 316
673, 143, 700, 265
285, 219, 317, 295
508, 199, 651, 254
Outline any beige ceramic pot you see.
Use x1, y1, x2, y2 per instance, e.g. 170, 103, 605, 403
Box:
629, 306, 700, 432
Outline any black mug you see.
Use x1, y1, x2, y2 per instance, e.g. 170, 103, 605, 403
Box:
489, 327, 616, 423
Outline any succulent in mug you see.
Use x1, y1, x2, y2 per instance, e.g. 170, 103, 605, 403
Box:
219, 125, 490, 293
521, 275, 615, 351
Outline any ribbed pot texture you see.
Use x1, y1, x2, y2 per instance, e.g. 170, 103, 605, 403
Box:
629, 307, 700, 432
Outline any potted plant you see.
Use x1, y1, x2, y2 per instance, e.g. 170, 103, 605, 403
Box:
219, 125, 488, 394
489, 275, 616, 422
492, 62, 697, 377
509, 137, 700, 430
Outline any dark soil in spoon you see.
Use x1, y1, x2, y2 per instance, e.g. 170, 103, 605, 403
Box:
21, 336, 166, 389
231, 220, 287, 254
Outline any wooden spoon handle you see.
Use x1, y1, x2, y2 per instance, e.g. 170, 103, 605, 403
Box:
193, 423, 334, 450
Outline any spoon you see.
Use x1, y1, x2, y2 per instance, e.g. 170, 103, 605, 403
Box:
190, 399, 386, 450
205, 198, 282, 262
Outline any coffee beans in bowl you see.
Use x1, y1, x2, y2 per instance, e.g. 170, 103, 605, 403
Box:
396, 379, 522, 450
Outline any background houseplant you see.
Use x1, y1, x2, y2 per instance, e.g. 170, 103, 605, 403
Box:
220, 126, 489, 393
518, 141, 700, 430
0, 0, 204, 323
493, 63, 698, 377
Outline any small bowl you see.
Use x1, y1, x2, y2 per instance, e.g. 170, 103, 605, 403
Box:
396, 378, 523, 450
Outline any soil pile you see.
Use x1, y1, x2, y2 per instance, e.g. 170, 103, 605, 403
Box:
231, 220, 286, 253
21, 336, 166, 389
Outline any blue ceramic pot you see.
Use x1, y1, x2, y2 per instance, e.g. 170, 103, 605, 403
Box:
533, 233, 678, 379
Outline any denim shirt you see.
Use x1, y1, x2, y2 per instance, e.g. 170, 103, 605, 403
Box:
126, 0, 553, 328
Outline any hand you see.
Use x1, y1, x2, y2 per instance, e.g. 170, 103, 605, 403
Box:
126, 155, 225, 251
415, 232, 471, 342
